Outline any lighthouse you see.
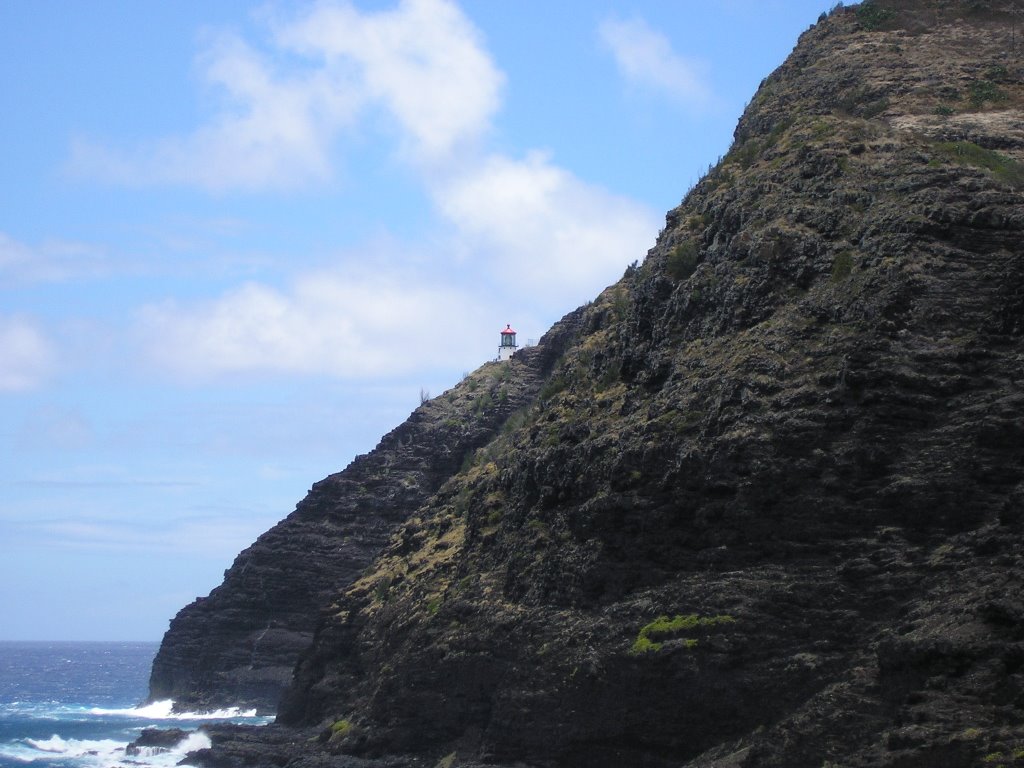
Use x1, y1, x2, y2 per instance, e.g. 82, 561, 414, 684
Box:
498, 324, 517, 361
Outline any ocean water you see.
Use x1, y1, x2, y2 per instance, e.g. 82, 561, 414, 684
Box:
0, 642, 270, 767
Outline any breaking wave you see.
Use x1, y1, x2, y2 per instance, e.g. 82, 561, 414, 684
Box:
87, 699, 260, 720
4, 731, 212, 766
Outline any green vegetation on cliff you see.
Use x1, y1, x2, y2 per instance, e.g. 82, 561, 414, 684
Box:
630, 614, 736, 654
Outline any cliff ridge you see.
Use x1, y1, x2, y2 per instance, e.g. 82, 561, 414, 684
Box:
157, 2, 1024, 765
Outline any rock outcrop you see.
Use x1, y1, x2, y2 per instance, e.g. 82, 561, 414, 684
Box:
148, 317, 583, 712
170, 1, 1024, 765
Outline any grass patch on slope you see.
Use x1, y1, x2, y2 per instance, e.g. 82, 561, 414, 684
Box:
630, 614, 737, 655
933, 141, 1024, 189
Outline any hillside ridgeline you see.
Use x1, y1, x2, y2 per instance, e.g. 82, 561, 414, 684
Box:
164, 2, 1024, 766
148, 319, 583, 712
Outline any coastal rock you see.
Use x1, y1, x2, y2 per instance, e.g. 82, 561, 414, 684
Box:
148, 317, 583, 712
191, 723, 428, 768
180, 1, 1024, 765
125, 727, 190, 756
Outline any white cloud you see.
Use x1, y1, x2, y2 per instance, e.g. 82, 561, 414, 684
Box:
277, 0, 503, 163
138, 268, 486, 379
108, 2, 661, 379
599, 16, 712, 110
0, 317, 56, 392
136, 150, 658, 381
436, 152, 659, 301
0, 231, 108, 284
70, 0, 502, 191
0, 233, 34, 275
70, 30, 361, 192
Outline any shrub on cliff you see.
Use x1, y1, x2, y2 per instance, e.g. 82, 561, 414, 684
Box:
667, 241, 700, 280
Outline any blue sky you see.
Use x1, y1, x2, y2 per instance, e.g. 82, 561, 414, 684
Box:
0, 0, 837, 641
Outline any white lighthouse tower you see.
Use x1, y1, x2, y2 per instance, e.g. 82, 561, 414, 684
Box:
498, 324, 518, 361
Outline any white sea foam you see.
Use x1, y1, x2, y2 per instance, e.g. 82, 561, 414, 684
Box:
13, 734, 127, 763
87, 699, 260, 720
4, 730, 214, 767
125, 730, 213, 764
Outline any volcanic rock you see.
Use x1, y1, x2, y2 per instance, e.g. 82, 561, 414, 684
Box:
172, 1, 1024, 765
148, 319, 582, 712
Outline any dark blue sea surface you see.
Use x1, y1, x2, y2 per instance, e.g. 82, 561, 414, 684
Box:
0, 642, 269, 767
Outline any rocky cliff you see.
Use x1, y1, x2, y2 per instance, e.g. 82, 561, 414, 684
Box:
148, 320, 582, 712
172, 1, 1024, 765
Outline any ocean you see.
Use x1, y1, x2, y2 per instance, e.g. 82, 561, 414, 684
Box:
0, 642, 270, 767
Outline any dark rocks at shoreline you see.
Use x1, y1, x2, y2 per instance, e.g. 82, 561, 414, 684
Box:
125, 727, 191, 756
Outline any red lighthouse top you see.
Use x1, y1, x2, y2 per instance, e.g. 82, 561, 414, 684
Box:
501, 324, 516, 335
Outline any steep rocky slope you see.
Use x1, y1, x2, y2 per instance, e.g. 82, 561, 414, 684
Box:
183, 1, 1024, 765
148, 319, 583, 712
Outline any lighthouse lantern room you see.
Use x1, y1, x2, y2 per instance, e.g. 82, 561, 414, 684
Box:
498, 324, 517, 361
